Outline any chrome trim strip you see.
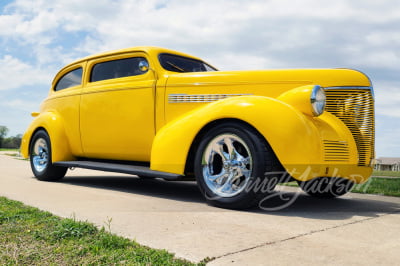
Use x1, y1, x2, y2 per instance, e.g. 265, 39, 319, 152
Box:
168, 93, 253, 103
324, 86, 373, 91
166, 80, 308, 87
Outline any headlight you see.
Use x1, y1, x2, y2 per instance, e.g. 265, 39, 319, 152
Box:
311, 85, 326, 116
277, 84, 326, 117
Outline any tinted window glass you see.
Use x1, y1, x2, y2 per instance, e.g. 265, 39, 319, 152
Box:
91, 57, 149, 82
159, 53, 216, 73
55, 68, 82, 91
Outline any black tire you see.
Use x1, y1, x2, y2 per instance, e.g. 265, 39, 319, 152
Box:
194, 122, 281, 209
297, 177, 354, 198
29, 130, 67, 181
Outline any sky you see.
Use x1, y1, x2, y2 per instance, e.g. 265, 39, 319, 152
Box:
0, 0, 399, 157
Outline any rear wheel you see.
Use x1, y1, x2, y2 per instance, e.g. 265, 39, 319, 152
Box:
30, 130, 67, 181
297, 177, 354, 198
194, 122, 280, 209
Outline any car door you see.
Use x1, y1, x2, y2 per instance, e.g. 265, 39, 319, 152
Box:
80, 52, 155, 161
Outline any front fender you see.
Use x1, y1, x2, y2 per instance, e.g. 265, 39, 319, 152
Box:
20, 111, 75, 162
150, 95, 323, 175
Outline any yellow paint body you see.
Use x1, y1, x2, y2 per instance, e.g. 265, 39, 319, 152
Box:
21, 47, 374, 183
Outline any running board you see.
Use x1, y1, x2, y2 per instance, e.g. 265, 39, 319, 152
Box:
54, 161, 183, 180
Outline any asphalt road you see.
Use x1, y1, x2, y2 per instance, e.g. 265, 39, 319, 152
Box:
1, 154, 399, 265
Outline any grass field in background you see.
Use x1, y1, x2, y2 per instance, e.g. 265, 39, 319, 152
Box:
372, 170, 400, 177
351, 177, 400, 197
0, 197, 197, 265
356, 171, 400, 196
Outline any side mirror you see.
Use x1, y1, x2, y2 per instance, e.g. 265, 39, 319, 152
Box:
138, 60, 149, 72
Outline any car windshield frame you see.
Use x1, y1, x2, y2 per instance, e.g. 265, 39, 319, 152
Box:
158, 53, 217, 73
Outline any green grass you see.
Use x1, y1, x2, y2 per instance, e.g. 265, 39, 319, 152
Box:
280, 181, 299, 188
0, 197, 198, 265
351, 177, 400, 197
0, 148, 18, 151
372, 170, 400, 178
281, 177, 400, 197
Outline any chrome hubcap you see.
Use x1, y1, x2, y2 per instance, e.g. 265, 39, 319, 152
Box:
32, 138, 49, 172
202, 134, 253, 197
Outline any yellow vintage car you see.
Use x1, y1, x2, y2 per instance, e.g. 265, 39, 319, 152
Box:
21, 46, 375, 209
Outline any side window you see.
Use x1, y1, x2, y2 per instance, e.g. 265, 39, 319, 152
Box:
54, 68, 83, 91
90, 57, 149, 82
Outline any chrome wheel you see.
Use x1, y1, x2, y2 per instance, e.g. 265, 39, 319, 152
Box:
31, 137, 49, 173
29, 130, 67, 181
201, 134, 253, 197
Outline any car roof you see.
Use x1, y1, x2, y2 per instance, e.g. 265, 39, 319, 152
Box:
67, 46, 203, 66
52, 46, 214, 86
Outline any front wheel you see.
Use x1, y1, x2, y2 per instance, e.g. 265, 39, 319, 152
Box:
194, 123, 280, 209
297, 177, 354, 198
30, 130, 67, 181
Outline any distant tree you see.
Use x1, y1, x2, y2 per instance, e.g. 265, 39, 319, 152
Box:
0, 126, 9, 148
2, 134, 22, 149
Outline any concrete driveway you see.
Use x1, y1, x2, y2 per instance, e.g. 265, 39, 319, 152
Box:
1, 154, 399, 265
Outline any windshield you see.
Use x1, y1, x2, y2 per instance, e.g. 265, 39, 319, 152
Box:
159, 53, 217, 73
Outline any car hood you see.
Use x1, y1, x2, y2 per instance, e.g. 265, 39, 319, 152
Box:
165, 69, 371, 91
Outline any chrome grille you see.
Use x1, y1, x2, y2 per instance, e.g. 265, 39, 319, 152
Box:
323, 140, 350, 162
325, 87, 375, 166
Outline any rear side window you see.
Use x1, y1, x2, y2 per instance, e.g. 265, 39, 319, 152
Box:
90, 57, 149, 82
54, 68, 82, 91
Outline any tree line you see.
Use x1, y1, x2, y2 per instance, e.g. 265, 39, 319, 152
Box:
0, 126, 22, 149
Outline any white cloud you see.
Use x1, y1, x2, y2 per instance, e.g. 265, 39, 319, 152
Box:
2, 0, 400, 70
0, 55, 51, 91
0, 14, 23, 36
374, 82, 400, 118
4, 99, 38, 112
376, 115, 400, 157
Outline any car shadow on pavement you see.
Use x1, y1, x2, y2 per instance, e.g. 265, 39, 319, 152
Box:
60, 175, 400, 219
254, 190, 400, 220
61, 175, 205, 204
